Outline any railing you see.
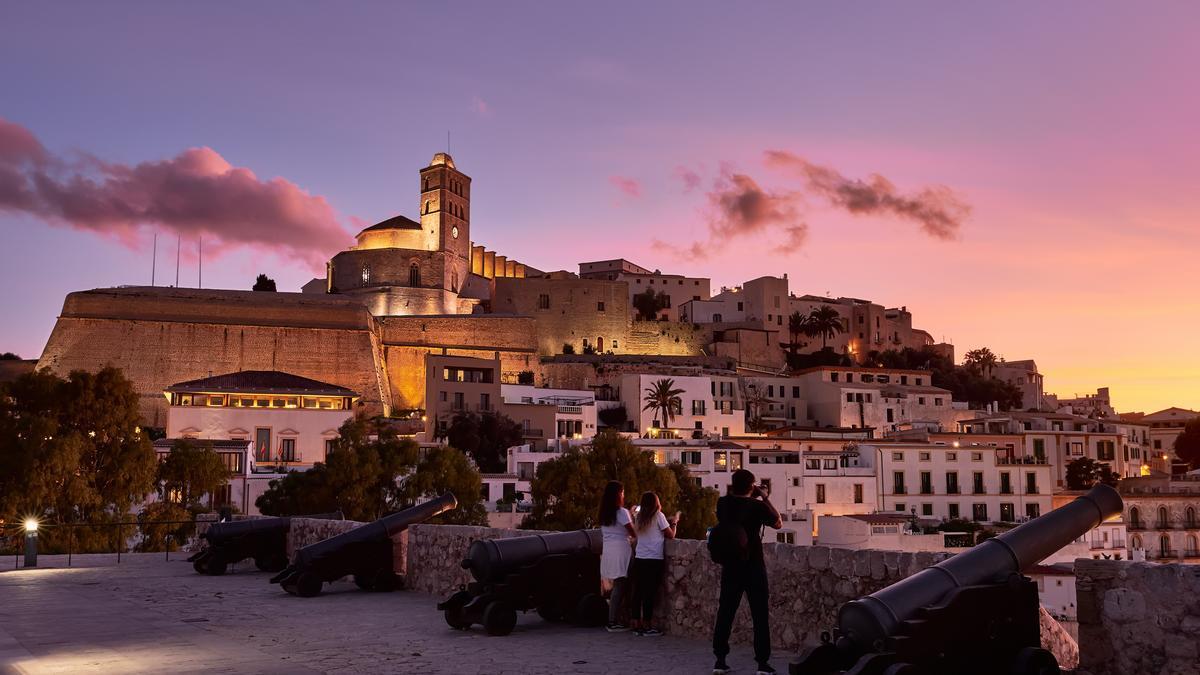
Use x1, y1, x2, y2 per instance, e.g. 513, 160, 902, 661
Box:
1, 517, 202, 565
1128, 522, 1145, 531
557, 405, 583, 415
521, 428, 545, 438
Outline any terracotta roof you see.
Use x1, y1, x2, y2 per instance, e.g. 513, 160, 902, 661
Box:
357, 214, 422, 235
165, 370, 357, 397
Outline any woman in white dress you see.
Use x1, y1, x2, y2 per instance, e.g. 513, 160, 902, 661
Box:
598, 480, 637, 632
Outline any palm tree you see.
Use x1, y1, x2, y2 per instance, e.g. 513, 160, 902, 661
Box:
804, 305, 844, 349
643, 378, 685, 429
787, 311, 809, 350
963, 348, 999, 378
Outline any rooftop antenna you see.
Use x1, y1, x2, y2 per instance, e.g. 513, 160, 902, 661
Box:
175, 235, 181, 287
447, 130, 451, 153
198, 237, 203, 288
151, 231, 157, 286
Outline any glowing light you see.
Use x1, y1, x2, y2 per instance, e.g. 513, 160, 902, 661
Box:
25, 519, 38, 532
1140, 464, 1151, 476
952, 441, 960, 448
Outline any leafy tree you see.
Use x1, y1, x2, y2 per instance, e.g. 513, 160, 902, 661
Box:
562, 343, 576, 355
0, 367, 157, 552
597, 405, 628, 429
157, 438, 229, 508
446, 411, 524, 473
517, 370, 535, 385
632, 289, 669, 321
252, 274, 277, 292
643, 378, 685, 429
256, 464, 338, 517
135, 501, 195, 552
1065, 457, 1119, 490
860, 346, 1024, 411
803, 305, 844, 349
784, 347, 851, 371
1173, 418, 1200, 470
781, 312, 809, 369
0, 352, 21, 360
523, 431, 686, 534
399, 446, 488, 525
582, 343, 598, 355
963, 347, 999, 378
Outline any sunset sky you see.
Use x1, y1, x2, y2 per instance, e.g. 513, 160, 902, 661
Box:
2, 3, 1197, 413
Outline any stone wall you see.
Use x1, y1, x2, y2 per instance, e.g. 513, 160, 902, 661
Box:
1038, 606, 1079, 671
1076, 558, 1200, 675
492, 277, 631, 356
625, 320, 707, 356
403, 524, 950, 652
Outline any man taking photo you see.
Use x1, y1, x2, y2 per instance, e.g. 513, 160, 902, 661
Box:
710, 468, 783, 675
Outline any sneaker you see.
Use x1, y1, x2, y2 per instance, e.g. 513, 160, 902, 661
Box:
605, 623, 629, 633
755, 664, 777, 675
713, 658, 732, 675
639, 627, 662, 637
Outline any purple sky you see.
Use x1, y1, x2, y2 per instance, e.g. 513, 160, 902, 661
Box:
2, 3, 1198, 412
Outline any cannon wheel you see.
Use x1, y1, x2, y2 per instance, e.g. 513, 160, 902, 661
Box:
536, 601, 565, 622
573, 593, 608, 628
192, 559, 208, 575
206, 559, 228, 576
442, 591, 473, 630
296, 573, 323, 598
482, 601, 517, 636
353, 574, 376, 591
1011, 647, 1060, 675
255, 553, 288, 573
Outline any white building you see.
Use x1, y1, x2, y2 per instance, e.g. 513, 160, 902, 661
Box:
500, 383, 598, 442
619, 373, 746, 439
578, 258, 711, 322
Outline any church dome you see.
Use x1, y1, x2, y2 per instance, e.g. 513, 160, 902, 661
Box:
430, 152, 455, 169
357, 214, 422, 237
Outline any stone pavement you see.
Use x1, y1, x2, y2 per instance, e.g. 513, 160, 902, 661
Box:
0, 554, 767, 674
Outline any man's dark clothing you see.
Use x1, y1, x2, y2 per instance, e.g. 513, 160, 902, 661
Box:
712, 495, 776, 664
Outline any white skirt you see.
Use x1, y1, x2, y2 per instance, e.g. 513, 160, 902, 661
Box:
600, 541, 633, 580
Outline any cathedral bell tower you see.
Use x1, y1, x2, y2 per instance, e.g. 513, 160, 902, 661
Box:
419, 153, 471, 293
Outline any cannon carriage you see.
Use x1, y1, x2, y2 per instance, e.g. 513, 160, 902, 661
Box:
271, 493, 457, 597
437, 529, 609, 636
188, 511, 344, 576
790, 484, 1123, 675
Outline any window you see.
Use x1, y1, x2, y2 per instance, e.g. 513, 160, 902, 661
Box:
1025, 472, 1038, 494
972, 503, 988, 522
946, 472, 959, 494
280, 438, 296, 462
972, 452, 983, 461
361, 265, 371, 285
777, 531, 796, 544
1033, 438, 1046, 460
823, 459, 837, 470
934, 398, 943, 406
597, 301, 605, 312
806, 458, 820, 470
918, 397, 926, 405
893, 471, 906, 495
1130, 506, 1142, 528
1026, 503, 1040, 519
947, 452, 957, 461
815, 484, 826, 503
324, 438, 336, 457
1000, 472, 1012, 495
895, 503, 906, 513
831, 372, 839, 382
919, 452, 931, 461
920, 471, 932, 494
715, 452, 729, 471
1000, 503, 1015, 522
255, 428, 271, 463
1187, 507, 1197, 529
972, 472, 985, 494
1070, 442, 1084, 456
792, 477, 800, 487
1154, 439, 1162, 449
854, 484, 863, 504
892, 451, 904, 461
1158, 506, 1170, 529
846, 393, 854, 403
408, 262, 421, 287
792, 386, 800, 398
1097, 440, 1116, 461
948, 503, 960, 519
922, 503, 933, 517
537, 293, 550, 310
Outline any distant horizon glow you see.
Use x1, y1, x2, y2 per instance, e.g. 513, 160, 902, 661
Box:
1, 2, 1197, 414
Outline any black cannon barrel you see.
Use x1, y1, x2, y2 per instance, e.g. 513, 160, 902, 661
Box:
461, 529, 602, 583
838, 483, 1122, 651
291, 494, 457, 568
203, 511, 344, 543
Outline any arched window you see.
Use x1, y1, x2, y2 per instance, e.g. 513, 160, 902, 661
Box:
409, 262, 421, 287
1131, 534, 1142, 550
1160, 534, 1171, 558
361, 265, 370, 286
423, 177, 430, 191
596, 337, 604, 352
1159, 506, 1170, 528
1129, 506, 1141, 528
1188, 507, 1196, 528
1188, 535, 1198, 556
424, 200, 431, 215
713, 313, 723, 323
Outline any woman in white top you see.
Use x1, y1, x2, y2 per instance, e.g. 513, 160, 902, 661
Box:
630, 491, 678, 636
598, 480, 637, 632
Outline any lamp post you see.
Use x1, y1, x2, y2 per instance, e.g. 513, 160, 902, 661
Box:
24, 520, 38, 568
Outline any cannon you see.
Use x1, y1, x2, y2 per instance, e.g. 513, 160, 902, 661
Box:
436, 529, 608, 636
271, 493, 457, 597
188, 511, 344, 575
791, 484, 1123, 675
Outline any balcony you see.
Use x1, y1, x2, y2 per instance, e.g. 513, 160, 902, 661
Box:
521, 428, 545, 438
1128, 522, 1146, 531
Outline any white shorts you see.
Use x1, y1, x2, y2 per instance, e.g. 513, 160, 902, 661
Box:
600, 542, 632, 580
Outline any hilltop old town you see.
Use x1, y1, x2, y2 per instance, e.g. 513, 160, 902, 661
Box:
3, 150, 1200, 675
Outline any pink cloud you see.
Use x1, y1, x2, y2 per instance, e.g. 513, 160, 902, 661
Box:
472, 96, 491, 116
673, 165, 701, 192
0, 118, 351, 270
609, 175, 642, 198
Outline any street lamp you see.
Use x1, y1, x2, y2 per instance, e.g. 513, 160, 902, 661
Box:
24, 519, 38, 568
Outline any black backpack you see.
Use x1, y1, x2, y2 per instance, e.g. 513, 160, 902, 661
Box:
707, 502, 751, 565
